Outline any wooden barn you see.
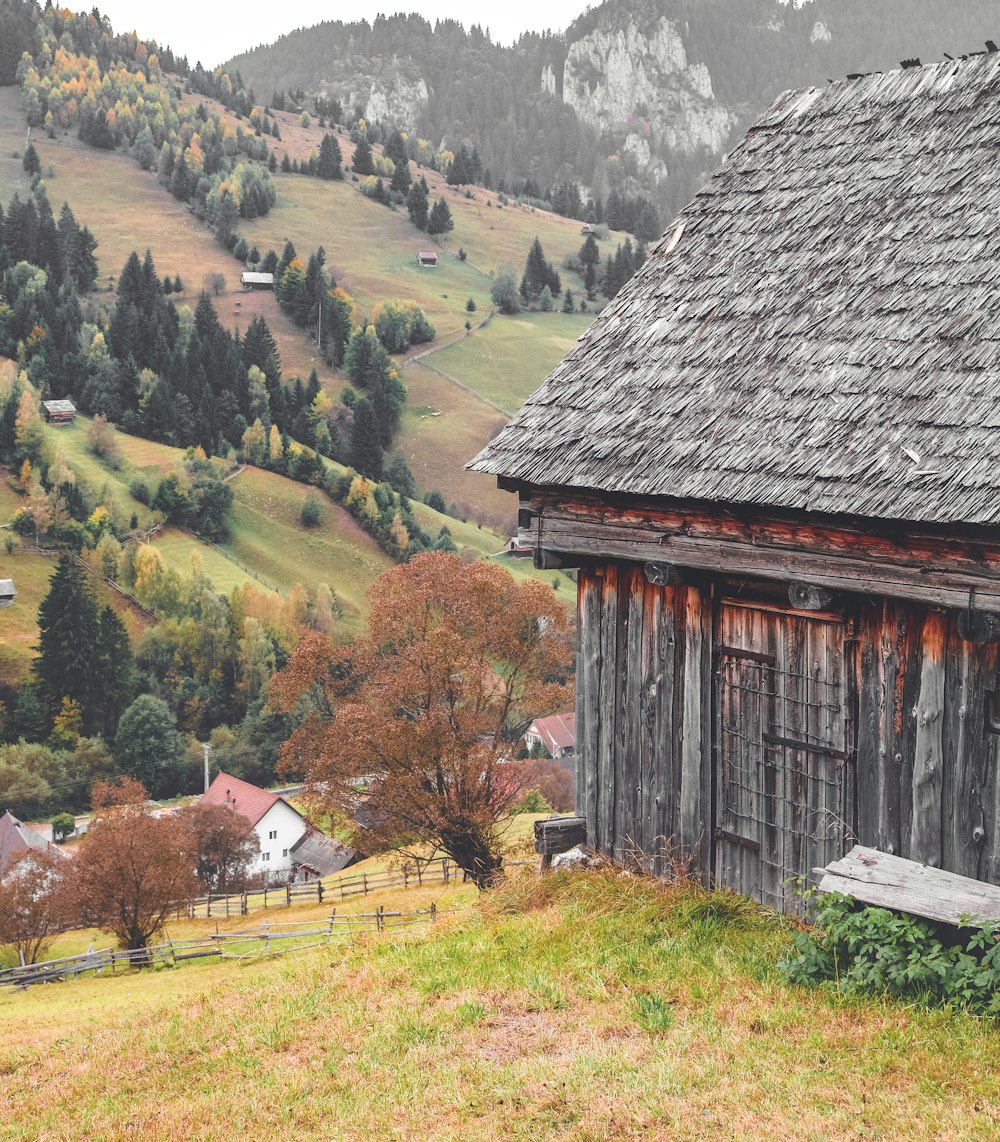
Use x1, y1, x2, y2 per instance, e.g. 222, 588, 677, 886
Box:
41, 399, 75, 424
472, 55, 1000, 912
240, 271, 274, 290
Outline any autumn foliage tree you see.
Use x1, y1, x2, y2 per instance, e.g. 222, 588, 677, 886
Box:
0, 849, 70, 966
272, 553, 573, 887
70, 779, 199, 951
179, 800, 260, 894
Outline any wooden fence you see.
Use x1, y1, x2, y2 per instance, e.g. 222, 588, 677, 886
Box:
0, 906, 450, 989
180, 857, 475, 918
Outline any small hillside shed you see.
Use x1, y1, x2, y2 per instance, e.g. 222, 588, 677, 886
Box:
0, 579, 14, 606
41, 399, 75, 424
240, 271, 274, 290
472, 56, 1000, 912
416, 250, 438, 267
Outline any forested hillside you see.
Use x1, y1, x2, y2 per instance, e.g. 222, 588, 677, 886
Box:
228, 0, 1000, 219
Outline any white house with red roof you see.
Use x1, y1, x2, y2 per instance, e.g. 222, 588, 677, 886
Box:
0, 810, 66, 876
524, 712, 576, 759
202, 773, 308, 883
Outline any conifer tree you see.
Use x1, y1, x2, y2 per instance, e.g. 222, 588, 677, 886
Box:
406, 180, 429, 230
33, 554, 99, 728
349, 397, 383, 479
352, 135, 374, 175
426, 197, 454, 236
317, 133, 343, 180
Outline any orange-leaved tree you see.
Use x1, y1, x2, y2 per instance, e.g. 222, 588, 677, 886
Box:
0, 849, 71, 966
71, 778, 200, 951
271, 553, 573, 887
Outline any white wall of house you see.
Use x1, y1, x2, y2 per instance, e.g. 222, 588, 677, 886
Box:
252, 800, 306, 883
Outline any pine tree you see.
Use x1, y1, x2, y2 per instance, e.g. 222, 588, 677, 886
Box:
406, 181, 429, 230
522, 237, 560, 301
352, 135, 374, 175
349, 397, 383, 479
317, 133, 343, 180
426, 197, 454, 237
390, 156, 411, 195
33, 554, 99, 728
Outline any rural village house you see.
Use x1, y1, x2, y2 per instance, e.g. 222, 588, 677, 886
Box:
202, 773, 308, 884
525, 712, 577, 759
473, 54, 1000, 913
0, 810, 65, 876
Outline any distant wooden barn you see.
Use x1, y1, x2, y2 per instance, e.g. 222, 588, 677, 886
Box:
472, 56, 1000, 912
416, 251, 437, 267
240, 271, 274, 290
0, 579, 14, 607
41, 399, 75, 424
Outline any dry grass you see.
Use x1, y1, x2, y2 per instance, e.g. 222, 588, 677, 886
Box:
2, 867, 998, 1140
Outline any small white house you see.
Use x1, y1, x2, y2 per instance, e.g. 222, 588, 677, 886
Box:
202, 772, 306, 884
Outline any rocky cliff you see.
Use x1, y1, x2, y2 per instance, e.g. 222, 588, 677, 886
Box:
549, 12, 738, 187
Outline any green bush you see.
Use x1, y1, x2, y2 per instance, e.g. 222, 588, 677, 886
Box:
300, 493, 322, 528
51, 811, 76, 843
780, 891, 1000, 1017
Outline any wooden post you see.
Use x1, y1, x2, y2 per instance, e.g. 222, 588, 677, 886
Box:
318, 882, 324, 904
430, 902, 436, 923
363, 873, 368, 895
912, 611, 947, 866
225, 894, 230, 917
416, 863, 423, 886
241, 892, 248, 916
403, 865, 409, 889
285, 883, 291, 907
376, 905, 384, 932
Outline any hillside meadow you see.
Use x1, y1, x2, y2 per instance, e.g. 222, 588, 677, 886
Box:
0, 82, 610, 516
1, 866, 998, 1141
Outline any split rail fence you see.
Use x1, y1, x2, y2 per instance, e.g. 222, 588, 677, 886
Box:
0, 905, 449, 990
180, 856, 501, 919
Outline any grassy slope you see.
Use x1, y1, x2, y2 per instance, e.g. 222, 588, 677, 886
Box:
0, 552, 54, 685
2, 869, 997, 1140
427, 311, 593, 414
222, 465, 393, 634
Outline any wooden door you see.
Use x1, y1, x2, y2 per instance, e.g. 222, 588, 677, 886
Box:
713, 601, 855, 912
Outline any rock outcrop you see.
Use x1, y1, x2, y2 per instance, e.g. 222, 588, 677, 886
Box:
550, 12, 738, 185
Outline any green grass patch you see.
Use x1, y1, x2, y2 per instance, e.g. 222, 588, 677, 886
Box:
2, 869, 997, 1139
429, 311, 592, 412
0, 552, 55, 684
223, 466, 393, 635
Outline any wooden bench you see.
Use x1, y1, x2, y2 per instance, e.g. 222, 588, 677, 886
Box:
534, 815, 587, 871
817, 845, 1000, 927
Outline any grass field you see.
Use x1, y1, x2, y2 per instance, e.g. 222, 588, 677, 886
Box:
223, 466, 394, 634
0, 86, 603, 526
0, 552, 55, 684
426, 311, 593, 413
2, 866, 997, 1141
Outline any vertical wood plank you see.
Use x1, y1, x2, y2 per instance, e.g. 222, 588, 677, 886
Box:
942, 619, 995, 881
595, 565, 619, 856
679, 585, 709, 874
639, 579, 662, 863
910, 610, 947, 867
578, 570, 603, 847
855, 605, 881, 848
621, 567, 645, 865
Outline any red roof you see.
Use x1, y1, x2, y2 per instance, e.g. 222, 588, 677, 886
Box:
0, 810, 63, 875
202, 772, 282, 826
528, 712, 576, 756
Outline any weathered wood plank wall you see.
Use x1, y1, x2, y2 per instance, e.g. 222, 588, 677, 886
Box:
577, 563, 1000, 904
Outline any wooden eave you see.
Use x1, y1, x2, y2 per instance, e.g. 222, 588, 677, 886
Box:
509, 481, 1000, 611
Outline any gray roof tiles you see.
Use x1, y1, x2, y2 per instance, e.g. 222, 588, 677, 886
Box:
471, 55, 1000, 526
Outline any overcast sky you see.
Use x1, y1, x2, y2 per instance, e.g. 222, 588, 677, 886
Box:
93, 2, 591, 68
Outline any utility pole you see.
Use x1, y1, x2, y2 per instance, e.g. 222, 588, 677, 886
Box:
201, 741, 212, 793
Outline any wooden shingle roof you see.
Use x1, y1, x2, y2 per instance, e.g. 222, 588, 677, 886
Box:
471, 55, 1000, 528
